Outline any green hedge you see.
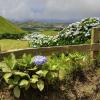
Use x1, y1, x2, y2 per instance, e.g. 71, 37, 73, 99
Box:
0, 33, 26, 39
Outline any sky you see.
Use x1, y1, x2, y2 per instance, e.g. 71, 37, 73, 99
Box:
0, 0, 100, 22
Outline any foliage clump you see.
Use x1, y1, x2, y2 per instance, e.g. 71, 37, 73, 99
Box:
27, 17, 100, 47
0, 53, 91, 98
57, 17, 100, 45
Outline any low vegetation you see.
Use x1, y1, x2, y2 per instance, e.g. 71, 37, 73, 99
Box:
0, 53, 91, 99
40, 29, 59, 36
27, 17, 100, 47
0, 17, 100, 100
0, 39, 29, 51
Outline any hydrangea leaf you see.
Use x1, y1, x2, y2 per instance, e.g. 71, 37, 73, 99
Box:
19, 80, 29, 88
14, 72, 30, 78
37, 80, 44, 91
3, 73, 12, 83
30, 75, 38, 83
13, 86, 20, 98
36, 70, 48, 77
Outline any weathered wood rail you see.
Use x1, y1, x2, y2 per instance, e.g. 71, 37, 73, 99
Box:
0, 43, 99, 59
0, 27, 100, 65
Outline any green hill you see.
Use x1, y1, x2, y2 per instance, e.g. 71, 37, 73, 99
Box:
0, 16, 25, 34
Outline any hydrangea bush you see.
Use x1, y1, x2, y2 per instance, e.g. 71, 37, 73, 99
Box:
57, 17, 100, 45
24, 17, 100, 47
24, 32, 57, 47
0, 53, 91, 98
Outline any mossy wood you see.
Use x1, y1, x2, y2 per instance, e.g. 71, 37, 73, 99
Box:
91, 27, 100, 66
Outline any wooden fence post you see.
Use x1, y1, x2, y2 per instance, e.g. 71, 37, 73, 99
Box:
91, 27, 100, 67
0, 45, 1, 52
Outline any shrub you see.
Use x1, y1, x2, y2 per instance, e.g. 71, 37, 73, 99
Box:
28, 17, 100, 47
0, 53, 91, 98
57, 17, 100, 45
24, 32, 57, 47
0, 33, 26, 39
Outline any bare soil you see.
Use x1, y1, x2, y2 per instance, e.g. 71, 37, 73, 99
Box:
0, 68, 100, 100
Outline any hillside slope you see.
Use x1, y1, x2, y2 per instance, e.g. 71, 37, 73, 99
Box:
0, 16, 25, 34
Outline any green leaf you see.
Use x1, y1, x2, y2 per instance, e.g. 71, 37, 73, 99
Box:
13, 86, 20, 98
0, 62, 11, 72
30, 75, 38, 83
13, 76, 20, 85
3, 73, 12, 83
59, 69, 66, 80
25, 83, 30, 90
9, 85, 14, 89
14, 72, 29, 78
19, 79, 29, 88
4, 74, 20, 85
3, 73, 12, 79
8, 79, 15, 85
37, 80, 44, 91
50, 65, 58, 70
47, 72, 58, 80
36, 70, 48, 77
18, 54, 32, 67
4, 53, 17, 70
22, 54, 32, 64
61, 53, 65, 60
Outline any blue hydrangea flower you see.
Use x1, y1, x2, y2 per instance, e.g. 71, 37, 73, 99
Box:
33, 56, 47, 65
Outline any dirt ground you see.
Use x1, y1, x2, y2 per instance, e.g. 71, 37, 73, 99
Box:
0, 68, 100, 100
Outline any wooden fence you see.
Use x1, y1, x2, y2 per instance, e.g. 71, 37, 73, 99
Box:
0, 27, 100, 65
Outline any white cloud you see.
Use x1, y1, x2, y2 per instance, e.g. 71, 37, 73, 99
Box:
0, 0, 100, 21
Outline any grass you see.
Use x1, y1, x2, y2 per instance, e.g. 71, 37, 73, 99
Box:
40, 29, 59, 36
0, 39, 29, 51
0, 16, 25, 34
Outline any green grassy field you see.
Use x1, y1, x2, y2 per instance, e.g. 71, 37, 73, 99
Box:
40, 30, 59, 36
0, 39, 29, 51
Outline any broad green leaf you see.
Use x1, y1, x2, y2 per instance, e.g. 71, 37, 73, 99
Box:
59, 69, 66, 80
3, 73, 12, 83
30, 75, 38, 83
4, 53, 17, 70
13, 76, 20, 85
37, 80, 44, 91
19, 79, 29, 88
14, 72, 29, 78
4, 75, 20, 85
19, 54, 32, 67
36, 70, 48, 77
8, 79, 15, 85
9, 85, 14, 89
25, 83, 30, 90
13, 86, 20, 98
0, 62, 11, 72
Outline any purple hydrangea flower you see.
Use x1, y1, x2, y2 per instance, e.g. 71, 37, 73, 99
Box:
33, 56, 47, 65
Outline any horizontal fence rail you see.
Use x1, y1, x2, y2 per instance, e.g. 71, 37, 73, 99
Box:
0, 43, 100, 61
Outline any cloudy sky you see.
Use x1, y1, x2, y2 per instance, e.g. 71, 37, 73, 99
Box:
0, 0, 100, 22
